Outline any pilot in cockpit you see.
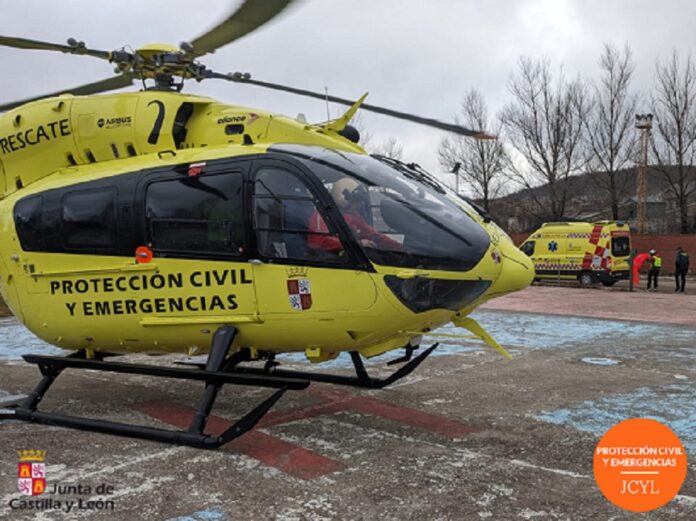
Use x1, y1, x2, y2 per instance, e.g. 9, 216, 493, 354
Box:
307, 177, 402, 253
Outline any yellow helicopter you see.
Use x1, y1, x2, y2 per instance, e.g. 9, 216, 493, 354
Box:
0, 0, 533, 448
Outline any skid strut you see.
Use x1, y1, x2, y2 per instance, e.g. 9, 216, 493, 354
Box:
197, 343, 440, 389
1, 332, 439, 447
0, 327, 308, 448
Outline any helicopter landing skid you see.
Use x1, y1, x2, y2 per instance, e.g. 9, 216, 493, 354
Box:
0, 327, 309, 449
186, 342, 440, 390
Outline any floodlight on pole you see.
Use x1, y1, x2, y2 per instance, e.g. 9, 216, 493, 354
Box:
634, 113, 653, 234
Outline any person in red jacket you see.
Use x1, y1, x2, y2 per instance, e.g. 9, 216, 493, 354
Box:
308, 177, 402, 253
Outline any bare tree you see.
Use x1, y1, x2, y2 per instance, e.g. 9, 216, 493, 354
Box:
372, 136, 404, 160
437, 90, 507, 211
501, 58, 589, 220
651, 51, 696, 233
585, 43, 638, 219
349, 112, 405, 160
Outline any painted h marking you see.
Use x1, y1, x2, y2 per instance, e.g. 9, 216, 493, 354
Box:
133, 385, 478, 479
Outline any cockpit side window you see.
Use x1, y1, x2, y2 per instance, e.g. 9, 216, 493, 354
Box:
296, 152, 490, 272
311, 174, 404, 254
252, 166, 348, 263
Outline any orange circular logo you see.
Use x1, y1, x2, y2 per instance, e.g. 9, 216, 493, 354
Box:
593, 418, 687, 512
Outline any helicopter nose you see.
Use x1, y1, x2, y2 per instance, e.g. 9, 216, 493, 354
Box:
488, 242, 535, 297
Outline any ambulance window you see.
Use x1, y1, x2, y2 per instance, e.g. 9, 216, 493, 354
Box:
611, 236, 630, 257
61, 188, 117, 250
253, 167, 347, 263
520, 241, 535, 257
14, 195, 44, 251
146, 172, 245, 257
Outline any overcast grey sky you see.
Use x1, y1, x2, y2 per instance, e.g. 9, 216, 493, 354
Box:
1, 0, 695, 189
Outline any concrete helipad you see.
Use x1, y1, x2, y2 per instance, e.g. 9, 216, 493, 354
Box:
0, 286, 694, 520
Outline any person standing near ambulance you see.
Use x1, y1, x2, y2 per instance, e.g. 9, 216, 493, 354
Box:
647, 249, 661, 291
675, 247, 689, 292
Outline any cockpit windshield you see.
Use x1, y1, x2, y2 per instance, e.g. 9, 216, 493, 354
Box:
274, 146, 490, 272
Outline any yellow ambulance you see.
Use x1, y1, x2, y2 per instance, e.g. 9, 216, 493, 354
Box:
519, 221, 631, 286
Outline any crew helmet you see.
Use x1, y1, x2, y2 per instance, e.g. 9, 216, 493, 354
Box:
331, 178, 366, 209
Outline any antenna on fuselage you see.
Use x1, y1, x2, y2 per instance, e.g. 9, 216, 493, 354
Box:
324, 86, 331, 121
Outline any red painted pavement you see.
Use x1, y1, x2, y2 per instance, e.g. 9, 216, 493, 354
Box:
133, 385, 478, 478
259, 386, 477, 438
305, 386, 478, 439
347, 395, 477, 438
132, 401, 346, 480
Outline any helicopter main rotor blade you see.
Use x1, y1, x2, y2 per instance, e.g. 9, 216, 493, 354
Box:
186, 0, 296, 57
0, 35, 110, 60
209, 72, 493, 139
0, 74, 134, 112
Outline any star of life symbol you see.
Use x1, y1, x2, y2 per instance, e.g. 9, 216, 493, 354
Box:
287, 278, 312, 311
548, 240, 558, 252
17, 450, 46, 496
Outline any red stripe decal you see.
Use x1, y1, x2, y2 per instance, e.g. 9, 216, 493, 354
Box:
582, 253, 593, 269
589, 224, 603, 245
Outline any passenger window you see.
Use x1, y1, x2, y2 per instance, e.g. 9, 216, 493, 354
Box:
62, 188, 117, 250
253, 167, 345, 262
146, 172, 244, 256
520, 241, 535, 257
611, 236, 630, 257
14, 195, 44, 251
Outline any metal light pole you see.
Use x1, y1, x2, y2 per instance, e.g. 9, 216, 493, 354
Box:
634, 113, 653, 234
